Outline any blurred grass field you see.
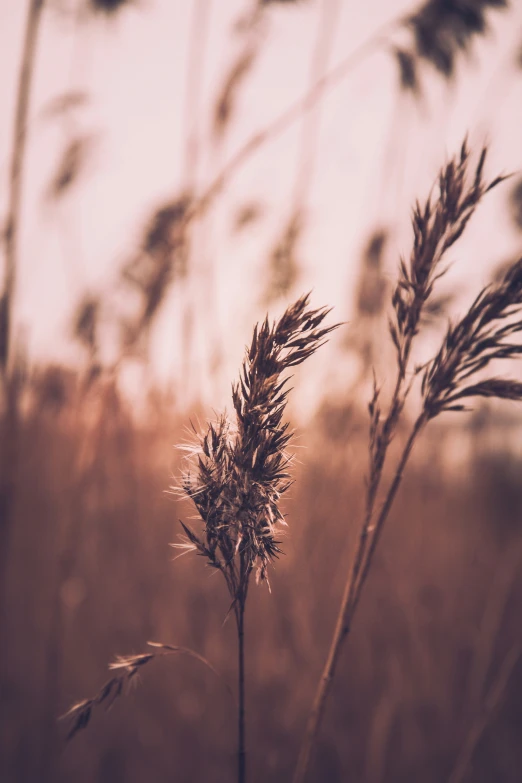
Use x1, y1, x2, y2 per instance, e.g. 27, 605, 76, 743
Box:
1, 372, 522, 782
2, 6, 522, 778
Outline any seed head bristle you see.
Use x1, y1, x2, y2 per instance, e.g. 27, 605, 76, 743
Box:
423, 257, 522, 418
390, 141, 507, 374
175, 294, 338, 595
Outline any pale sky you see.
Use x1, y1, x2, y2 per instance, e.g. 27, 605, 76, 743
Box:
1, 0, 522, 411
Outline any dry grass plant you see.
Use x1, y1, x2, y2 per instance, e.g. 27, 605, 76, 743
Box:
293, 140, 522, 782
64, 295, 337, 783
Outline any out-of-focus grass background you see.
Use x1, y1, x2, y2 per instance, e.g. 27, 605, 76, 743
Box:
2, 1, 522, 781
3, 382, 522, 782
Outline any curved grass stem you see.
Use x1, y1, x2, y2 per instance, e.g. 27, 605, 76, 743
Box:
293, 413, 426, 783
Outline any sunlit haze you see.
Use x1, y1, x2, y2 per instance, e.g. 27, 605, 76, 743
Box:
1, 0, 522, 412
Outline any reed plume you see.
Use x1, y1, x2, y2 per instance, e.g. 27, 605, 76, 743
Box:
175, 293, 337, 783
294, 140, 521, 783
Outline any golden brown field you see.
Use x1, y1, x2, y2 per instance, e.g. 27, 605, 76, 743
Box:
1, 372, 522, 782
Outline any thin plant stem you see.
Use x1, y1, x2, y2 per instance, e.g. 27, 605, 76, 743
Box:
190, 16, 399, 221
182, 0, 211, 190
1, 0, 45, 598
350, 413, 426, 613
180, 0, 212, 403
1, 0, 45, 611
293, 324, 419, 783
293, 413, 426, 783
2, 0, 45, 374
237, 598, 246, 783
0, 7, 44, 775
290, 0, 342, 212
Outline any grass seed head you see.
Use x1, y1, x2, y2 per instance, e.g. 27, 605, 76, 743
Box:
423, 257, 522, 418
175, 294, 338, 597
390, 141, 506, 373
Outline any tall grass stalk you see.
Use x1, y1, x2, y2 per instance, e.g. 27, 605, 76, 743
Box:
1, 0, 45, 602
64, 295, 337, 783
174, 294, 337, 782
1, 9, 45, 775
294, 140, 522, 782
